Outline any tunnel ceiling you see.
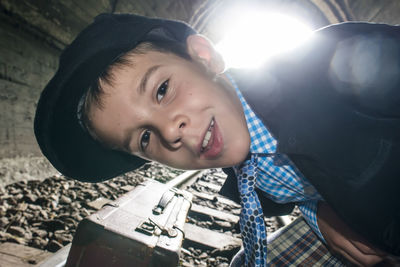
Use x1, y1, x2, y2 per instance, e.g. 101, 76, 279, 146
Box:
2, 0, 400, 51
0, 0, 400, 182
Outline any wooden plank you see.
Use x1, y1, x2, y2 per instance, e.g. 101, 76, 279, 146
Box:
0, 253, 32, 267
37, 244, 71, 267
184, 223, 241, 249
0, 242, 52, 266
196, 181, 221, 192
166, 170, 202, 188
190, 204, 239, 223
191, 191, 240, 207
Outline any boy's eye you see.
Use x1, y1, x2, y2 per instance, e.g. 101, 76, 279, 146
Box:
156, 80, 169, 102
140, 130, 151, 151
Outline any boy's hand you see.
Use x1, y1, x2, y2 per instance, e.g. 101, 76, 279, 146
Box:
317, 201, 387, 266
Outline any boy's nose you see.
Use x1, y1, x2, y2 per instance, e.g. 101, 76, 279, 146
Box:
158, 114, 188, 148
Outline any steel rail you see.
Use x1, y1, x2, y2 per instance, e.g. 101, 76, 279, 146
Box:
166, 170, 203, 189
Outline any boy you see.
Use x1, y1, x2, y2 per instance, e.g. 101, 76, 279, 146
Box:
34, 13, 400, 266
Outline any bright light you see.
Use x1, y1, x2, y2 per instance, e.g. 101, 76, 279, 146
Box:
216, 12, 313, 69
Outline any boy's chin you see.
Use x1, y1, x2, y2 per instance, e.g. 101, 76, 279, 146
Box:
212, 152, 251, 169
225, 145, 251, 166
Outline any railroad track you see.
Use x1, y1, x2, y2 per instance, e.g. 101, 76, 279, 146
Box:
0, 166, 297, 266
173, 169, 295, 267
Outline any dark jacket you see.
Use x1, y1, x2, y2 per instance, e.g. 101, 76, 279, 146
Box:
219, 22, 400, 255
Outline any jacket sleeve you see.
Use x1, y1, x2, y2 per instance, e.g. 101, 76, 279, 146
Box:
316, 22, 400, 118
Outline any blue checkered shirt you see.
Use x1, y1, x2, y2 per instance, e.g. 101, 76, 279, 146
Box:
230, 75, 325, 242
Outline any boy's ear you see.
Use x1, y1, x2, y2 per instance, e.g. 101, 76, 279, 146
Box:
186, 34, 225, 74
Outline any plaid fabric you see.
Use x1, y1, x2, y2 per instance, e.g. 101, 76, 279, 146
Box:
267, 218, 347, 266
226, 73, 325, 241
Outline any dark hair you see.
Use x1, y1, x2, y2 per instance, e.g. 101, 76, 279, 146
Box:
81, 39, 191, 143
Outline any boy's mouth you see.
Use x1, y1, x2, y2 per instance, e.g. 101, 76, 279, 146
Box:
199, 118, 223, 158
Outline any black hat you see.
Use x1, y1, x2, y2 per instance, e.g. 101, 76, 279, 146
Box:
34, 13, 196, 182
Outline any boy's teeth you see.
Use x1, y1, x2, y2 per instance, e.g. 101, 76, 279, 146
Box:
202, 119, 214, 149
202, 131, 211, 148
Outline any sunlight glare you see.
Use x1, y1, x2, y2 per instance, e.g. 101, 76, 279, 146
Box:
216, 12, 312, 69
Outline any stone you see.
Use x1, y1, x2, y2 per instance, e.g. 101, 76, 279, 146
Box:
36, 197, 48, 206
10, 188, 22, 195
32, 236, 47, 248
32, 228, 47, 238
60, 195, 72, 204
211, 244, 241, 260
47, 239, 63, 252
17, 202, 28, 211
213, 220, 232, 229
23, 230, 33, 240
95, 184, 108, 193
0, 217, 9, 227
54, 230, 72, 243
80, 208, 91, 217
199, 252, 208, 259
8, 226, 25, 237
15, 193, 24, 200
82, 188, 99, 198
181, 247, 192, 256
42, 219, 65, 232
64, 218, 77, 227
106, 182, 118, 190
120, 185, 135, 192
23, 193, 38, 203
207, 257, 216, 265
70, 201, 81, 209
6, 233, 26, 245
86, 197, 111, 210
69, 190, 77, 200
28, 204, 41, 210
62, 183, 69, 190
33, 188, 41, 196
17, 216, 27, 226
50, 200, 58, 209
71, 213, 83, 221
39, 209, 49, 220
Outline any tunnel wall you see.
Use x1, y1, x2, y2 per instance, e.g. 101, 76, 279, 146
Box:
0, 0, 203, 184
0, 0, 202, 158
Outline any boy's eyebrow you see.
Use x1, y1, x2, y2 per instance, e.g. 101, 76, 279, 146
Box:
139, 65, 162, 94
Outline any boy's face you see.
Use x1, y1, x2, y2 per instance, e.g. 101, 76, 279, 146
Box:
88, 36, 250, 170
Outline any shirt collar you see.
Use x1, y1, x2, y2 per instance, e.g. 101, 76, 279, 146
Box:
225, 72, 277, 155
